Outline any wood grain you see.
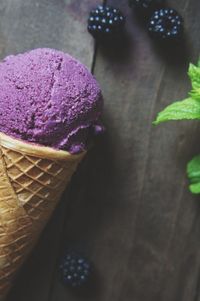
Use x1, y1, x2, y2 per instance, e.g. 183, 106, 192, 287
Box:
1, 0, 200, 300
92, 1, 200, 301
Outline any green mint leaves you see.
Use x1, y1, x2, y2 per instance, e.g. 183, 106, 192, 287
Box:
187, 156, 200, 194
154, 59, 200, 194
153, 97, 200, 125
154, 60, 200, 125
189, 61, 200, 94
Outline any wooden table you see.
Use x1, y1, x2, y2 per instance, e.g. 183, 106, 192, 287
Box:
2, 0, 200, 300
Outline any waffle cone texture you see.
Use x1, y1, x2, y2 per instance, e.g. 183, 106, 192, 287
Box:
0, 132, 85, 299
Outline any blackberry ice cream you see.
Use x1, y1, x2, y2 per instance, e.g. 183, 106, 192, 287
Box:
0, 48, 104, 153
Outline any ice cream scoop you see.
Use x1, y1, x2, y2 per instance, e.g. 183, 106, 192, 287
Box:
0, 48, 104, 153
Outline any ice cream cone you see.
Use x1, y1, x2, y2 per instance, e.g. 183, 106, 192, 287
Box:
0, 132, 85, 299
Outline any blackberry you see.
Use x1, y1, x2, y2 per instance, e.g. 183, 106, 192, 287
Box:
148, 9, 183, 40
59, 252, 91, 288
88, 5, 125, 39
129, 0, 164, 13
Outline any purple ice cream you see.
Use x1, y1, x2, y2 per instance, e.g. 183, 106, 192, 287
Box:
0, 48, 104, 153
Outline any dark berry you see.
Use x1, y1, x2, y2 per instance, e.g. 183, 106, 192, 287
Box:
88, 5, 125, 40
129, 0, 165, 13
148, 8, 183, 40
59, 252, 91, 288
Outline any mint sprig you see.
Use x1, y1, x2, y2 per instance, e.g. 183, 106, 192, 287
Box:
154, 60, 200, 125
187, 155, 200, 194
154, 59, 200, 194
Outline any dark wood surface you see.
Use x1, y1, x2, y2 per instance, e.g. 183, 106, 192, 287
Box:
1, 0, 200, 300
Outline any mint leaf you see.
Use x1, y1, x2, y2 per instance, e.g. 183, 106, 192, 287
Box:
187, 155, 200, 194
188, 63, 200, 100
188, 63, 200, 91
154, 59, 200, 125
153, 98, 200, 125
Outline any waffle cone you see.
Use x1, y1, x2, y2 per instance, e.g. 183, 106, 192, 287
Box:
0, 132, 85, 299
